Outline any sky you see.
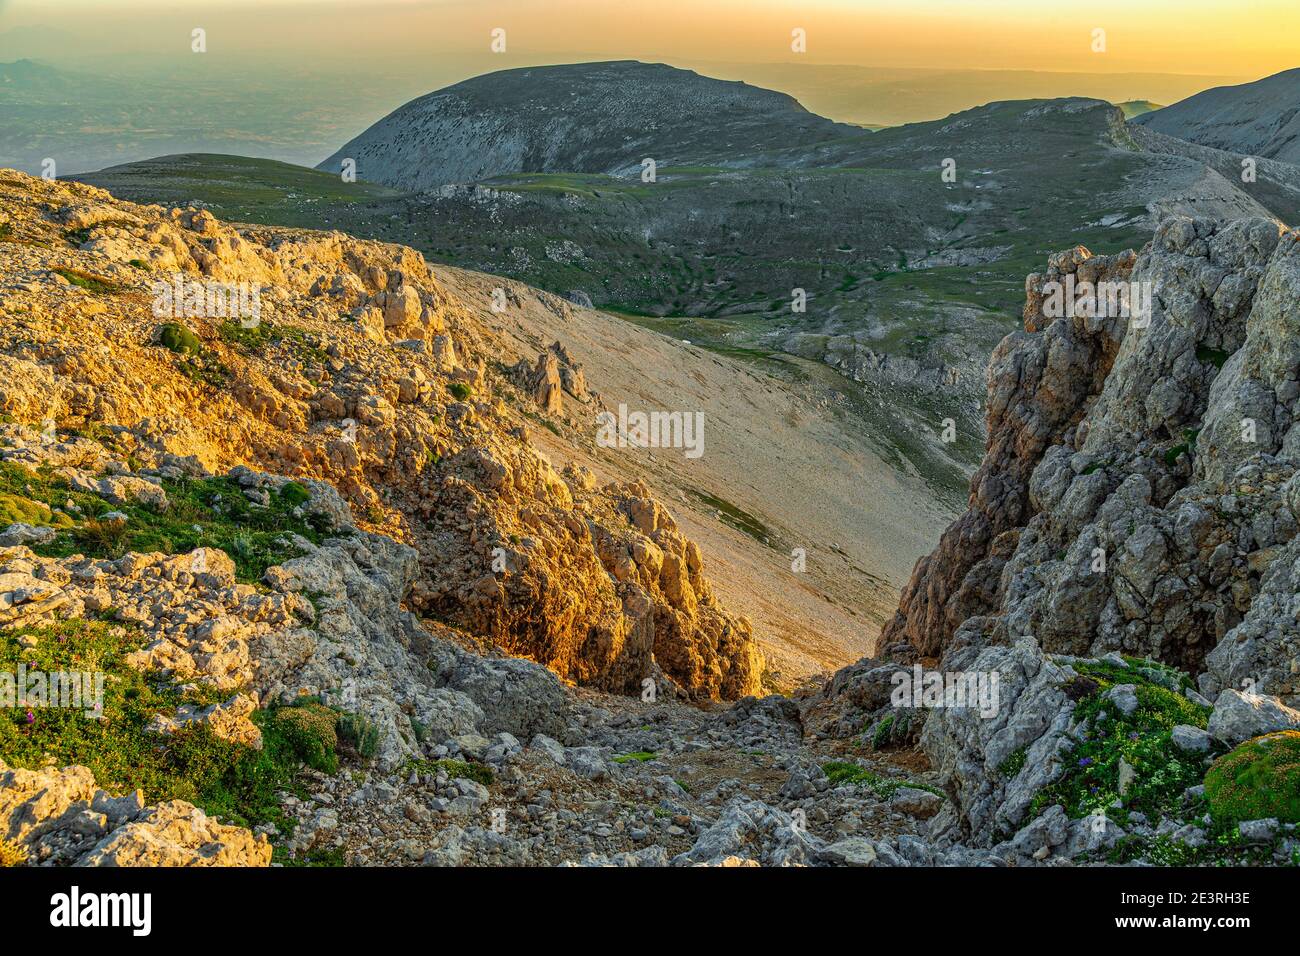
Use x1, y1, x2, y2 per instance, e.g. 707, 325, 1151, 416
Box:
2, 0, 1298, 77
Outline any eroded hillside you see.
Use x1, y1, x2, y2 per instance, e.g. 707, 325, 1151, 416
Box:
0, 169, 765, 701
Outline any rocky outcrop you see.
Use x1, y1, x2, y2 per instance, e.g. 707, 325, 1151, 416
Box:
820, 214, 1300, 852
511, 350, 565, 414
878, 245, 1138, 656
879, 218, 1297, 669
509, 342, 589, 413
0, 760, 272, 866
0, 168, 761, 703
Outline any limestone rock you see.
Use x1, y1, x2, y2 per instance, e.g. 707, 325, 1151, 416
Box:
1208, 688, 1300, 745
0, 759, 269, 867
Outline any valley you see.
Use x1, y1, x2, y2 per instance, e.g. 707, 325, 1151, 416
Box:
2, 26, 1300, 879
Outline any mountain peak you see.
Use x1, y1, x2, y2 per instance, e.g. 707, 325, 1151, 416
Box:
318, 61, 854, 191
1135, 66, 1300, 163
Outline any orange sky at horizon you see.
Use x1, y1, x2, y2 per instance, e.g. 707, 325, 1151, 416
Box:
3, 0, 1298, 80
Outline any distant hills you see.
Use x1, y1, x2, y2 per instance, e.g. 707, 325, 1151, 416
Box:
1135, 68, 1300, 164
0, 58, 76, 93
1117, 100, 1163, 118
319, 61, 857, 191
675, 62, 1228, 128
75, 63, 1300, 495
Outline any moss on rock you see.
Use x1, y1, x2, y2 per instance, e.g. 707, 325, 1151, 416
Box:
1205, 731, 1300, 826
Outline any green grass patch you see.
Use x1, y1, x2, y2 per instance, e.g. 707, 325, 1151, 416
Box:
404, 758, 493, 786
999, 746, 1029, 778
0, 620, 338, 841
822, 760, 941, 799
1028, 660, 1211, 822
53, 267, 119, 295
1106, 822, 1268, 866
688, 488, 772, 547
612, 751, 657, 764
446, 381, 473, 402
0, 460, 330, 583
217, 319, 327, 365
0, 492, 73, 528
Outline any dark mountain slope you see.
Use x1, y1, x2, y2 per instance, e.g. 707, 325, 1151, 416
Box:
317, 60, 859, 190
1135, 68, 1300, 165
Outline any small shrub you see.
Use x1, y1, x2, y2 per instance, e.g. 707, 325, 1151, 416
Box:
869, 715, 894, 750
337, 711, 381, 760
279, 481, 311, 508
447, 381, 473, 402
271, 701, 339, 774
74, 514, 130, 556
1205, 731, 1300, 826
158, 323, 203, 355
0, 839, 27, 867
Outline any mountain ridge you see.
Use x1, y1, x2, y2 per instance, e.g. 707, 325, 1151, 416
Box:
1135, 67, 1300, 165
318, 60, 859, 190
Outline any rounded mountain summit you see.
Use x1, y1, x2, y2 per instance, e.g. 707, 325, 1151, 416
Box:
318, 60, 857, 191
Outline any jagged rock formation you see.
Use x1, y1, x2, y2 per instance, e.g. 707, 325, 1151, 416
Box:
881, 217, 1297, 675
878, 245, 1138, 657
817, 213, 1300, 855
0, 760, 272, 866
510, 349, 565, 414
0, 168, 761, 703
